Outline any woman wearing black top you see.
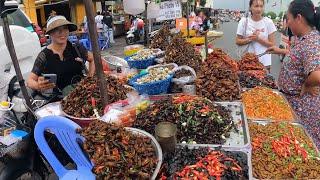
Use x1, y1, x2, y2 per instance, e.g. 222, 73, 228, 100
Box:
27, 16, 98, 92
199, 10, 211, 32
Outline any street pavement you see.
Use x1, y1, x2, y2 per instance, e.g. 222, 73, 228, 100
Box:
101, 37, 127, 58
103, 21, 283, 78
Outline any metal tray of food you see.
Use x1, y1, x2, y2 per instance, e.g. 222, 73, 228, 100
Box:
182, 102, 251, 150
250, 120, 319, 180
251, 120, 318, 153
167, 145, 254, 180
242, 88, 298, 122
149, 95, 250, 149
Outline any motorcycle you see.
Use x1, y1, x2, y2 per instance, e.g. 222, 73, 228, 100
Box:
125, 26, 144, 45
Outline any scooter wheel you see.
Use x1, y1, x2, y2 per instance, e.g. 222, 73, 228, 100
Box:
0, 159, 41, 180
126, 37, 135, 45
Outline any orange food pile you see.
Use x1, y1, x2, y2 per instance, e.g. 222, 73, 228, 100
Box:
239, 53, 266, 79
207, 48, 239, 73
239, 53, 265, 71
242, 87, 295, 121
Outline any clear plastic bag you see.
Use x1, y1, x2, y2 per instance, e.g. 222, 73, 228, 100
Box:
172, 66, 197, 85
102, 92, 149, 126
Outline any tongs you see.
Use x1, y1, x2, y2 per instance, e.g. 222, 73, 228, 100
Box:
257, 51, 269, 57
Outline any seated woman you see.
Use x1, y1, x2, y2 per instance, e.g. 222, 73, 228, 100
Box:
27, 16, 107, 95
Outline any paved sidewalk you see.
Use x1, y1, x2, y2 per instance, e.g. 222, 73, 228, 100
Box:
101, 36, 127, 58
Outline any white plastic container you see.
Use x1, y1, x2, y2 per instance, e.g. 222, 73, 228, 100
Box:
123, 0, 145, 15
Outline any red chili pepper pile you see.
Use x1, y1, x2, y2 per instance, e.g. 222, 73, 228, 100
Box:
175, 151, 243, 179
250, 122, 320, 179
160, 147, 249, 180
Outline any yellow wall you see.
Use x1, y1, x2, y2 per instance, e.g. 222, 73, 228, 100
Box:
23, 0, 101, 27
23, 0, 37, 24
74, 1, 98, 26
75, 2, 86, 26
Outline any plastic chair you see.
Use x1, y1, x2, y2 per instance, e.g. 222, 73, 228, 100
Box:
98, 31, 110, 50
34, 116, 95, 180
79, 39, 91, 51
98, 38, 107, 50
68, 35, 78, 44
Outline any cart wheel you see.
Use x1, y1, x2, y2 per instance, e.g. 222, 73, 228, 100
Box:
0, 159, 39, 180
126, 37, 135, 45
15, 171, 42, 180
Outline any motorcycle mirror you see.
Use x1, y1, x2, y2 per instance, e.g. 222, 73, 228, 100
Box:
0, 0, 18, 17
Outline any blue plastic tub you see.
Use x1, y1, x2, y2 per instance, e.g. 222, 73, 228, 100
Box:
125, 56, 155, 69
129, 74, 173, 95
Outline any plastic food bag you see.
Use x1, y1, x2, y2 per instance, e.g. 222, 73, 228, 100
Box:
172, 66, 197, 85
101, 92, 149, 126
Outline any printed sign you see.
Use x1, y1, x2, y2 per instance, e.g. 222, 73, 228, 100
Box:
156, 0, 182, 21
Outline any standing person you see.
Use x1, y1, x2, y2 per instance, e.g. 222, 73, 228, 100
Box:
102, 11, 115, 44
199, 10, 211, 32
95, 11, 104, 31
235, 0, 276, 72
83, 15, 88, 33
267, 0, 320, 148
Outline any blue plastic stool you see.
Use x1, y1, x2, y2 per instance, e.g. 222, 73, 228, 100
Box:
98, 38, 106, 50
68, 35, 78, 44
79, 39, 91, 51
34, 116, 95, 180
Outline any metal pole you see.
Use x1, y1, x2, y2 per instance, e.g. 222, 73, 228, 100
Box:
83, 0, 109, 107
101, 0, 106, 12
148, 18, 152, 46
2, 15, 33, 111
144, 2, 148, 46
205, 32, 208, 58
186, 1, 190, 38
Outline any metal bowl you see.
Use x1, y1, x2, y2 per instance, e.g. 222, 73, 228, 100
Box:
125, 127, 163, 180
104, 55, 128, 70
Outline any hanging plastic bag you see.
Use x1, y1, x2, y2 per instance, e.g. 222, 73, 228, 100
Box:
147, 2, 160, 19
123, 0, 145, 15
172, 65, 197, 85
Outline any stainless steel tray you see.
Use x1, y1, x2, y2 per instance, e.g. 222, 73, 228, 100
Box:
173, 145, 253, 180
149, 95, 251, 149
242, 88, 298, 122
250, 120, 319, 154
249, 120, 319, 180
183, 102, 251, 150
